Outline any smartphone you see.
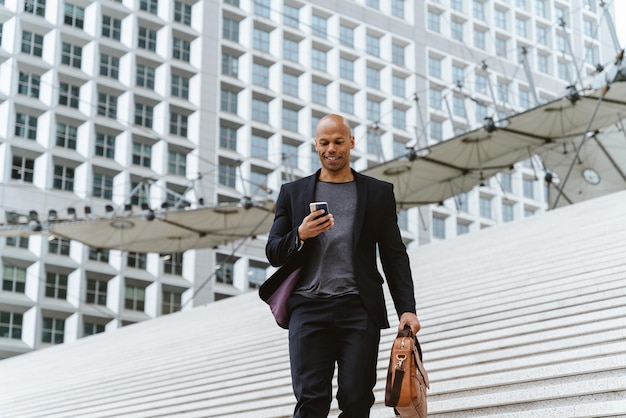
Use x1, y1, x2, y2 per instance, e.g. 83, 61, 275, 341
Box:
309, 202, 329, 220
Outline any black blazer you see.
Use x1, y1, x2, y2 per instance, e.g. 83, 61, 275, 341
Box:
265, 169, 416, 329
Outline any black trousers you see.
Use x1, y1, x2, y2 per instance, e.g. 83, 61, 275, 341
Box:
288, 294, 381, 418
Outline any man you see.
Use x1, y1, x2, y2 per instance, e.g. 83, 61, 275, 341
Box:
265, 114, 420, 417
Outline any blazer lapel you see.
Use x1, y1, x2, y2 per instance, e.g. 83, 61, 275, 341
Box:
352, 170, 367, 252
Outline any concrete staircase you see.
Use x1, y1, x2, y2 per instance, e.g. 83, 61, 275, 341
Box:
0, 191, 625, 417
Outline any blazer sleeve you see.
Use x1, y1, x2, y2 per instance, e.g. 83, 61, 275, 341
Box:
265, 183, 302, 267
377, 183, 417, 317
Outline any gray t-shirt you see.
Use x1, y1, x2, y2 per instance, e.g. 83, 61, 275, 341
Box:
295, 180, 358, 298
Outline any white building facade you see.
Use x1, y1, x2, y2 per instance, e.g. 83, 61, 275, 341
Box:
0, 0, 616, 359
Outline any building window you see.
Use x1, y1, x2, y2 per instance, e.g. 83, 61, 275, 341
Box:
253, 0, 271, 17
366, 66, 380, 90
134, 103, 154, 128
537, 53, 549, 73
475, 102, 488, 123
170, 112, 188, 137
339, 24, 354, 47
59, 83, 80, 108
479, 196, 492, 218
124, 284, 146, 311
495, 9, 507, 29
136, 64, 155, 89
64, 3, 84, 28
312, 15, 327, 38
429, 89, 443, 110
250, 169, 268, 196
282, 142, 298, 168
250, 134, 268, 159
132, 142, 152, 168
340, 57, 354, 81
53, 165, 74, 191
427, 10, 440, 33
88, 247, 110, 263
97, 92, 118, 118
102, 15, 121, 40
0, 311, 23, 339
430, 120, 443, 141
61, 42, 82, 68
432, 216, 445, 239
391, 0, 404, 18
451, 20, 463, 42
49, 238, 71, 256
311, 82, 327, 106
163, 253, 183, 275
95, 132, 116, 159
140, 0, 158, 14
162, 290, 182, 314
18, 72, 40, 97
453, 95, 466, 117
366, 99, 381, 122
248, 262, 267, 289
42, 317, 65, 344
100, 54, 120, 79
474, 28, 486, 50
223, 17, 239, 42
220, 89, 238, 113
500, 172, 513, 192
168, 150, 187, 176
392, 108, 406, 130
428, 56, 442, 79
216, 255, 234, 284
127, 252, 147, 269
45, 272, 68, 299
524, 208, 535, 217
366, 34, 380, 56
222, 52, 239, 77
253, 28, 270, 53
11, 156, 35, 183
171, 74, 190, 100
283, 38, 299, 62
339, 91, 354, 115
502, 202, 515, 222
283, 107, 299, 132
456, 192, 469, 212
173, 37, 191, 61
220, 125, 237, 150
219, 162, 237, 188
22, 31, 44, 57
138, 27, 157, 51
252, 98, 269, 123
495, 37, 508, 58
56, 122, 78, 149
15, 113, 38, 140
392, 75, 406, 98
174, 1, 192, 25
392, 43, 405, 66
518, 89, 530, 109
367, 130, 382, 156
283, 4, 299, 28
523, 177, 534, 198
457, 222, 470, 235
86, 278, 108, 305
6, 236, 30, 249
252, 62, 270, 87
24, 0, 46, 16
283, 72, 299, 96
3, 265, 27, 293
83, 321, 105, 336
93, 172, 114, 200
311, 48, 327, 72
474, 73, 488, 94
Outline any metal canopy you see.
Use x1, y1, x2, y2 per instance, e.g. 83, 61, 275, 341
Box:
363, 81, 626, 209
0, 201, 275, 254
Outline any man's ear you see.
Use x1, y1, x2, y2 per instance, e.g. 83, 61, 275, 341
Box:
350, 136, 355, 149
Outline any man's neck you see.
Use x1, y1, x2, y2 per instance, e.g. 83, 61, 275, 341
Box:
319, 170, 355, 183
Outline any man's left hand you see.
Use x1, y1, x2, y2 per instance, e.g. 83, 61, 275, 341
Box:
399, 312, 421, 336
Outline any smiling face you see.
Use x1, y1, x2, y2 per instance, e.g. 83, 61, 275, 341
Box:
314, 114, 355, 182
